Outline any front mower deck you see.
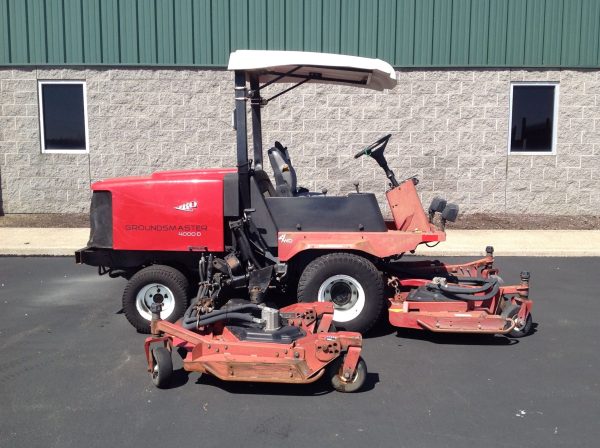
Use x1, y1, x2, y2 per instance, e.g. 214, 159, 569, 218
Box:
145, 302, 365, 390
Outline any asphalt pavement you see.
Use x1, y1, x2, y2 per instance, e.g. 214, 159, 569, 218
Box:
1, 256, 599, 448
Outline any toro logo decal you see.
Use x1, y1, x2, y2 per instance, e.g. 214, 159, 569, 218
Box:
174, 201, 198, 212
278, 234, 293, 244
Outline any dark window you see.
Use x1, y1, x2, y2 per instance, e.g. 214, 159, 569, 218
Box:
510, 85, 556, 153
39, 82, 87, 152
510, 85, 557, 153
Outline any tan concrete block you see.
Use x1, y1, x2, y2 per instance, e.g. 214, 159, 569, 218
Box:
327, 119, 352, 132
472, 93, 498, 107
396, 70, 425, 81
411, 132, 435, 143
433, 179, 458, 191
411, 81, 437, 95
422, 94, 449, 108
561, 94, 595, 108
421, 144, 447, 157
411, 105, 437, 118
560, 106, 584, 120
9, 68, 36, 79
569, 118, 595, 132
472, 118, 497, 132
394, 118, 420, 132
1, 79, 36, 92
436, 81, 462, 94
582, 130, 600, 144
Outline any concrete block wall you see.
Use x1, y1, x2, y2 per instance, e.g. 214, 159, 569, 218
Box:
0, 66, 599, 215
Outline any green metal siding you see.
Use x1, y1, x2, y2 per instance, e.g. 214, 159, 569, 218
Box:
0, 0, 599, 67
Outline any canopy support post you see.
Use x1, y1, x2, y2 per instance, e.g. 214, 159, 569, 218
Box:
234, 70, 250, 211
249, 74, 263, 172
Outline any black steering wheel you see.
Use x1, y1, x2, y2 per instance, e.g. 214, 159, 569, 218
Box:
354, 134, 392, 159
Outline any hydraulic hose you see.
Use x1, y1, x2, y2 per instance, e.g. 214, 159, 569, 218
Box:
182, 303, 262, 326
443, 282, 499, 301
191, 303, 261, 320
435, 277, 496, 294
427, 277, 500, 302
182, 312, 260, 330
184, 284, 208, 319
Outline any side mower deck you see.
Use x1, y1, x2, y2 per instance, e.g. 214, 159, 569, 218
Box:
145, 302, 366, 392
387, 247, 534, 337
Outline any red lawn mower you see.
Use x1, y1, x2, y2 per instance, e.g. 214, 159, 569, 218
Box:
76, 50, 534, 341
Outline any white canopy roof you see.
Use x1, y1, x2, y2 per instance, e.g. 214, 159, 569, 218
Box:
228, 50, 397, 91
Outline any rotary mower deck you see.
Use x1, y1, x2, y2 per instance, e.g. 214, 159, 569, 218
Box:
387, 247, 534, 337
144, 300, 366, 392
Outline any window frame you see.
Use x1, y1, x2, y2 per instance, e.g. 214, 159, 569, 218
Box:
507, 81, 559, 156
38, 80, 90, 154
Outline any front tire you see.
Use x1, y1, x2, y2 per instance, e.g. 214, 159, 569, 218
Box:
151, 347, 173, 389
328, 356, 367, 393
502, 304, 533, 338
297, 253, 384, 333
122, 265, 190, 333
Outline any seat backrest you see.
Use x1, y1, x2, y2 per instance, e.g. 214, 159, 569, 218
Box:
253, 170, 276, 197
268, 141, 297, 197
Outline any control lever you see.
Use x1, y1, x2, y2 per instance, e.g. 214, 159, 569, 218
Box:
243, 208, 256, 220
353, 181, 360, 193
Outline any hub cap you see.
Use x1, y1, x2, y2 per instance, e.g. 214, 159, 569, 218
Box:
136, 283, 176, 321
317, 275, 365, 323
513, 315, 527, 331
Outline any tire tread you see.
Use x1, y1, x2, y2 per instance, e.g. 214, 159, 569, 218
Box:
297, 252, 384, 333
122, 265, 190, 333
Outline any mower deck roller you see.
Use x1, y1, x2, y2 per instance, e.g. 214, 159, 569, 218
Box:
144, 301, 366, 392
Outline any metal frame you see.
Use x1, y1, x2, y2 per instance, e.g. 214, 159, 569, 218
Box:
507, 81, 559, 156
233, 65, 372, 187
38, 80, 90, 154
234, 71, 250, 210
249, 74, 263, 171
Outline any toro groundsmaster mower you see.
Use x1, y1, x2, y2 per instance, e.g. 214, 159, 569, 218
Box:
76, 50, 534, 339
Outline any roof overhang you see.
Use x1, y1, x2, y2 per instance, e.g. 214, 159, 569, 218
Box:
228, 50, 397, 91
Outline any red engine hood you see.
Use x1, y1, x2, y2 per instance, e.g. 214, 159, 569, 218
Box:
91, 167, 235, 252
92, 168, 237, 190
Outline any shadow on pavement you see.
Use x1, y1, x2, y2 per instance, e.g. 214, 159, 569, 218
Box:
364, 321, 397, 339
193, 370, 379, 396
162, 368, 191, 389
394, 328, 521, 346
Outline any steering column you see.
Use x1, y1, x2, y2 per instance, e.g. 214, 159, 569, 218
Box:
354, 134, 399, 187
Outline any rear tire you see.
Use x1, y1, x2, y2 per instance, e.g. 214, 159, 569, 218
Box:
297, 253, 384, 333
122, 265, 190, 333
151, 347, 173, 389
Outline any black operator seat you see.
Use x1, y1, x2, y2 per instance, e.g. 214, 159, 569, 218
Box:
268, 141, 320, 197
253, 169, 276, 197
261, 141, 387, 234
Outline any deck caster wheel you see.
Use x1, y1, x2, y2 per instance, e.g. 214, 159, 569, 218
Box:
297, 253, 384, 333
122, 265, 190, 333
151, 347, 173, 389
503, 304, 533, 338
328, 356, 367, 393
